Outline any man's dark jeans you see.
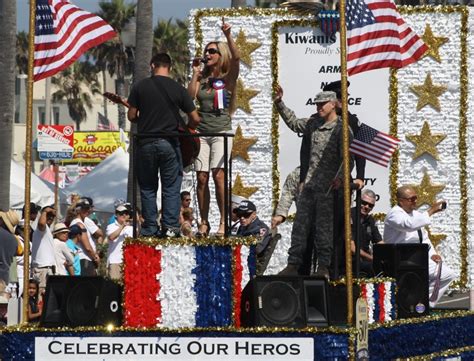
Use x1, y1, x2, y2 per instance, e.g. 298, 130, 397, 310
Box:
137, 139, 182, 236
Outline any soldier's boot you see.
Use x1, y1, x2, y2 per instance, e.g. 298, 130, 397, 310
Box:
278, 264, 299, 276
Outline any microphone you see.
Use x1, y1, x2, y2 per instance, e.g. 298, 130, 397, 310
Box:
200, 57, 209, 64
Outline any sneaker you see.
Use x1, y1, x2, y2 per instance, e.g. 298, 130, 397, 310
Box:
161, 228, 181, 238
278, 264, 299, 276
313, 265, 330, 280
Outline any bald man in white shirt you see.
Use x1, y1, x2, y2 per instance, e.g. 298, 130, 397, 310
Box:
383, 185, 455, 307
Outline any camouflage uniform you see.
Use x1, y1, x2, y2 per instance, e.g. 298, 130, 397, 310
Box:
275, 166, 301, 219
276, 101, 352, 268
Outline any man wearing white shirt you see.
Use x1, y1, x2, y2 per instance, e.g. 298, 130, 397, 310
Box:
82, 197, 104, 246
106, 205, 133, 280
383, 185, 455, 307
31, 206, 57, 293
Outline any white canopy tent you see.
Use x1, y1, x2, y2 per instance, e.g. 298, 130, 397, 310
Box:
63, 147, 129, 213
10, 160, 55, 210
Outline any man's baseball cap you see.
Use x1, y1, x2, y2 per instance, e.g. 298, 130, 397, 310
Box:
116, 205, 128, 213
233, 200, 257, 215
76, 198, 91, 209
68, 224, 83, 238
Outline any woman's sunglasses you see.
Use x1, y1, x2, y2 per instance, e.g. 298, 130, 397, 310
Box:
205, 48, 220, 55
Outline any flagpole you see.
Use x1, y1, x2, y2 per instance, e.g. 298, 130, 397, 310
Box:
22, 0, 37, 324
338, 0, 354, 326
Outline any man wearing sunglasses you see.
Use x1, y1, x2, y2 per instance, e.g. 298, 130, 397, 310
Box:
350, 189, 382, 277
384, 185, 455, 307
235, 201, 269, 238
234, 200, 272, 274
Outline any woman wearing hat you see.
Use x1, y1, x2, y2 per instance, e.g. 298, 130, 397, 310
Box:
52, 223, 75, 276
188, 18, 240, 237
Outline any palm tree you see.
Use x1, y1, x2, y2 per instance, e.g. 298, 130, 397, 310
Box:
51, 62, 101, 130
127, 0, 152, 203
153, 19, 189, 84
16, 31, 29, 75
92, 0, 136, 129
0, 2, 16, 209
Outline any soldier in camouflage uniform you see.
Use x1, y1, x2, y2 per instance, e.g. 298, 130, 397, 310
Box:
275, 87, 352, 278
271, 166, 301, 229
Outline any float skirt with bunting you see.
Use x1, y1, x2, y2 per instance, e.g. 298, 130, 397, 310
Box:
123, 238, 256, 328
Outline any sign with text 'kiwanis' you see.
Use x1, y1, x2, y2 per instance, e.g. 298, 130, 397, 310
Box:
37, 124, 74, 160
35, 337, 314, 360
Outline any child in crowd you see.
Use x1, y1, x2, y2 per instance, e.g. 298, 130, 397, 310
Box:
180, 208, 194, 237
66, 225, 83, 276
27, 279, 42, 323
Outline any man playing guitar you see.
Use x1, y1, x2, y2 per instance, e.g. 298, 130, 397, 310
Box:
125, 53, 200, 238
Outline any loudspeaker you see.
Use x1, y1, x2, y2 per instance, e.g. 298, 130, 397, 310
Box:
40, 276, 122, 327
327, 284, 360, 326
240, 276, 329, 327
373, 243, 429, 318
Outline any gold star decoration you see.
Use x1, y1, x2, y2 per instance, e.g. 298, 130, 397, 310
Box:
232, 174, 259, 199
234, 29, 262, 67
421, 24, 449, 63
425, 226, 447, 248
410, 73, 447, 112
235, 79, 260, 114
411, 171, 445, 208
406, 121, 446, 160
231, 125, 258, 162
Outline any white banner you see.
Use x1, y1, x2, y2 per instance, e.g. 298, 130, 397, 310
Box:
35, 337, 314, 361
277, 26, 391, 212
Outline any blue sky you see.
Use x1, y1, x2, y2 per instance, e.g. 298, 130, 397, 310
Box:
17, 1, 257, 32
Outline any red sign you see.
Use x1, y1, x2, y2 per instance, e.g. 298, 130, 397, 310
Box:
37, 125, 74, 152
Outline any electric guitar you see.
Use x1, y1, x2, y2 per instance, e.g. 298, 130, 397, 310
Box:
103, 92, 200, 168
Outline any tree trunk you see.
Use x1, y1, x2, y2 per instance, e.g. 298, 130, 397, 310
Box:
0, 1, 16, 210
127, 0, 153, 204
133, 1, 153, 84
231, 0, 247, 7
116, 76, 126, 129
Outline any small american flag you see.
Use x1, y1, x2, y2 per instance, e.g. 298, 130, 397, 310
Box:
350, 123, 400, 167
34, 0, 116, 81
97, 112, 117, 131
346, 0, 427, 76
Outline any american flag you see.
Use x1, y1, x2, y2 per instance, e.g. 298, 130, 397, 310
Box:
97, 112, 117, 130
346, 0, 427, 76
350, 123, 400, 167
34, 0, 116, 81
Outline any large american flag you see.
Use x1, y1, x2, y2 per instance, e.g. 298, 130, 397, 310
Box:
350, 123, 400, 167
346, 0, 427, 76
34, 0, 116, 81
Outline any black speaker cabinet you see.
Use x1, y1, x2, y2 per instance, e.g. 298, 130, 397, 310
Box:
373, 243, 429, 318
40, 276, 123, 327
240, 276, 329, 328
327, 284, 361, 326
